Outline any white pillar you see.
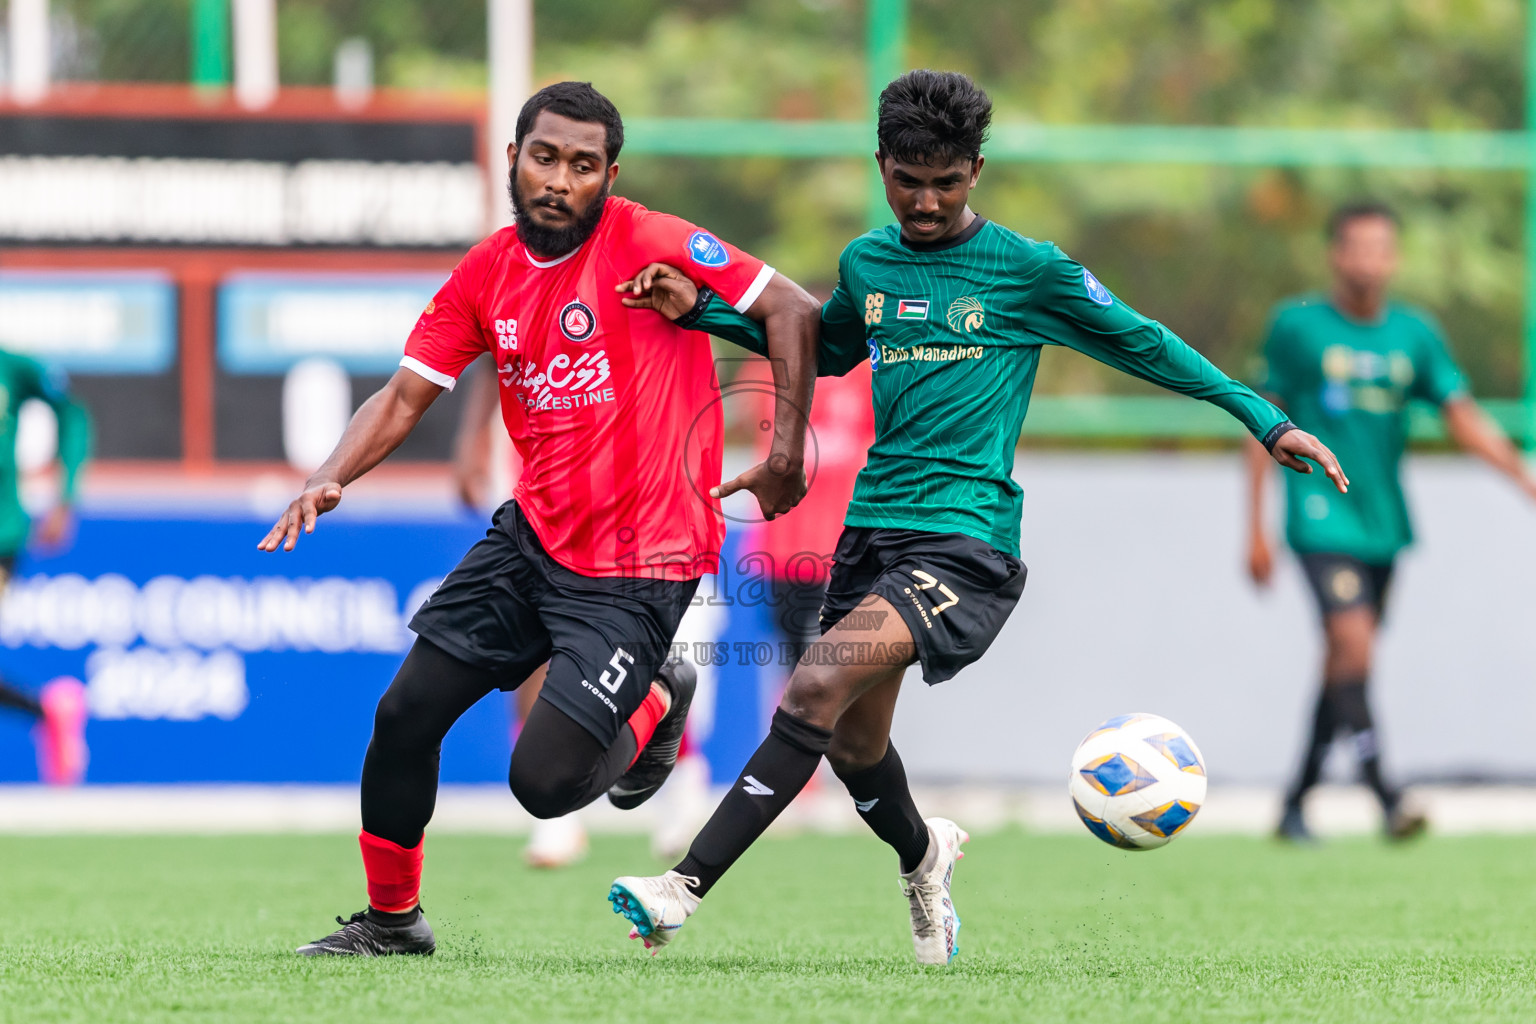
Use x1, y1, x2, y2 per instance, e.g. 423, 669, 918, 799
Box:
9, 0, 51, 105
333, 37, 373, 110
282, 359, 351, 473
486, 0, 533, 230
233, 0, 278, 110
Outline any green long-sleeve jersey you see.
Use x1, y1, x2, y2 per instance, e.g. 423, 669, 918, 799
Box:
0, 350, 91, 556
1257, 295, 1466, 562
686, 217, 1286, 555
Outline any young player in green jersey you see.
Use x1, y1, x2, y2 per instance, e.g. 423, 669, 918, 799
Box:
1247, 201, 1536, 844
606, 70, 1347, 964
0, 349, 91, 783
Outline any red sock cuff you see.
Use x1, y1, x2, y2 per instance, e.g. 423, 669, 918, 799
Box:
625, 684, 669, 768
359, 830, 423, 913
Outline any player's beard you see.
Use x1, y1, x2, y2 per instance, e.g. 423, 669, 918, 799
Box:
508, 169, 610, 258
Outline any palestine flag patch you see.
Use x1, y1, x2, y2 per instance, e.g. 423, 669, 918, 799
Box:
896, 299, 929, 320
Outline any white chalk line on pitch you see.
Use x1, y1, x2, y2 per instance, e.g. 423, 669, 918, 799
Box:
3, 784, 1536, 836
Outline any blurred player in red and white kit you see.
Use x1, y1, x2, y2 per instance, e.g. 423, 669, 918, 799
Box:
259, 81, 819, 956
741, 356, 874, 669
735, 357, 873, 819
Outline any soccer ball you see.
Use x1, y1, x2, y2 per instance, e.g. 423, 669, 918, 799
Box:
1069, 713, 1206, 850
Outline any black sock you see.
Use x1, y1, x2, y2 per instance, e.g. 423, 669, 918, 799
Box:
0, 680, 42, 719
1285, 686, 1336, 809
1328, 680, 1398, 812
674, 708, 831, 897
834, 743, 929, 873
366, 905, 422, 927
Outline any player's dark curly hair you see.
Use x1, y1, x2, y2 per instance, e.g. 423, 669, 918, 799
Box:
515, 81, 625, 164
1327, 200, 1400, 242
877, 70, 992, 167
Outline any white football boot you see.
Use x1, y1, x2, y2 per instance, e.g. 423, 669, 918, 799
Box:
524, 813, 588, 869
899, 817, 969, 965
608, 870, 701, 954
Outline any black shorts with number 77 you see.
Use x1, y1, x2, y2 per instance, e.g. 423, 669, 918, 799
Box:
817, 526, 1027, 685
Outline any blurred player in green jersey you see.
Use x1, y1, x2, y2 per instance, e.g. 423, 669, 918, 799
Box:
1247, 201, 1536, 843
605, 69, 1347, 964
0, 350, 91, 784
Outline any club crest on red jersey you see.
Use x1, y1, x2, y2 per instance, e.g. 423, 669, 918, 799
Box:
559, 299, 597, 342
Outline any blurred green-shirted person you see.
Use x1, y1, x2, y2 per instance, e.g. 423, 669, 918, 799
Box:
0, 349, 92, 784
1247, 201, 1536, 842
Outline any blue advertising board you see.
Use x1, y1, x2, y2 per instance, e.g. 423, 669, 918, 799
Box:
0, 512, 772, 786
0, 271, 177, 373
218, 273, 446, 375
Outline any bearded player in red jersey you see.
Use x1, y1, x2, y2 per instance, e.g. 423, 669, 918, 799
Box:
258, 81, 819, 957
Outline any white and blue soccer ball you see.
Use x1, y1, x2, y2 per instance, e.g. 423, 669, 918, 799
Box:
1069, 713, 1206, 851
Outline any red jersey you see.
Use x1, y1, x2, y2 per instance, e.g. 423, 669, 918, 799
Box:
404, 196, 774, 579
744, 358, 874, 584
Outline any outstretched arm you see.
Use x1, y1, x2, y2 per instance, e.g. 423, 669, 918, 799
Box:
619, 263, 869, 378
720, 273, 820, 519
621, 264, 769, 353
620, 263, 819, 519
1065, 321, 1347, 490
258, 368, 444, 552
1442, 396, 1536, 502
1027, 253, 1348, 493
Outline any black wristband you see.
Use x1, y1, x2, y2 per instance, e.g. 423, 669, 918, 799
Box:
1260, 420, 1298, 453
673, 286, 717, 330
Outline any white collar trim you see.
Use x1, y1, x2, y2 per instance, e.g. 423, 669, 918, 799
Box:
523, 241, 583, 268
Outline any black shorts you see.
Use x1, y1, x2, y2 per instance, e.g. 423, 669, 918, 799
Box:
1298, 552, 1395, 619
818, 526, 1027, 685
409, 501, 699, 746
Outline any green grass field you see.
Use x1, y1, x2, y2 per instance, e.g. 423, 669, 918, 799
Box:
1, 830, 1532, 1023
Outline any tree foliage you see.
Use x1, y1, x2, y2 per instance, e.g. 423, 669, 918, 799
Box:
45, 0, 1531, 395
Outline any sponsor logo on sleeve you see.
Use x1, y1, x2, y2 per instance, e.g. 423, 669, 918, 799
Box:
559, 299, 597, 342
1082, 269, 1113, 306
687, 230, 731, 268
896, 299, 929, 320
414, 298, 436, 331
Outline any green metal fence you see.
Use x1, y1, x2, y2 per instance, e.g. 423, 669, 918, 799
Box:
619, 0, 1536, 447
166, 0, 1531, 445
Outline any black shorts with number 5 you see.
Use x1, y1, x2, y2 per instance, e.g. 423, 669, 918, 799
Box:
818, 526, 1027, 685
409, 501, 698, 747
